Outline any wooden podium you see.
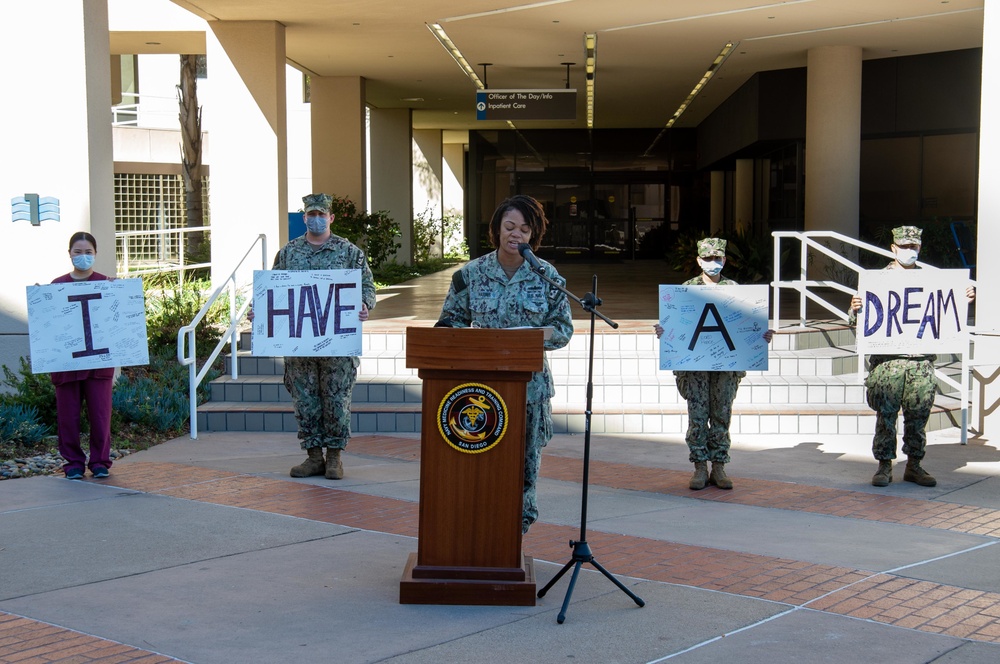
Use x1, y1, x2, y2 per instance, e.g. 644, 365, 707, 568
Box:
399, 326, 544, 605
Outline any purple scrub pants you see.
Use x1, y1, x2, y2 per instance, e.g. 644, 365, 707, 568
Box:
53, 372, 114, 472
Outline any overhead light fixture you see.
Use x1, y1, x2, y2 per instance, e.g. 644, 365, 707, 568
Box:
743, 7, 979, 41
441, 0, 574, 23
584, 32, 597, 128
604, 0, 816, 32
426, 23, 485, 90
665, 41, 736, 128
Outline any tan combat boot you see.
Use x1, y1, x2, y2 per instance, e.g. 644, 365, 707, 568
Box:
325, 448, 344, 480
290, 447, 325, 478
903, 458, 936, 487
689, 461, 709, 490
871, 460, 893, 487
709, 462, 733, 490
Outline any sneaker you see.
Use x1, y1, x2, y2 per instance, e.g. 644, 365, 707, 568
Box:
92, 466, 109, 479
65, 468, 84, 480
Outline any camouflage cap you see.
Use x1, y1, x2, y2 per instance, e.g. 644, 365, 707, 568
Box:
697, 237, 727, 258
302, 193, 333, 213
891, 225, 922, 245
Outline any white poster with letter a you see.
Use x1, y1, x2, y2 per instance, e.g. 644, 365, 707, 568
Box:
658, 284, 769, 371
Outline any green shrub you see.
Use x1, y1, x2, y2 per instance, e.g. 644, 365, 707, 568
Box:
143, 274, 233, 353
1, 357, 57, 430
328, 195, 401, 269
413, 208, 468, 263
669, 229, 785, 284
112, 374, 188, 431
0, 403, 50, 445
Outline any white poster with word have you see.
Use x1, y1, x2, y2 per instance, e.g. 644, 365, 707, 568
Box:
252, 270, 364, 357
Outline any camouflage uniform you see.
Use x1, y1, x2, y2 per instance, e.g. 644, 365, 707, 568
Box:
849, 226, 936, 463
437, 251, 573, 529
273, 233, 376, 452
674, 274, 746, 464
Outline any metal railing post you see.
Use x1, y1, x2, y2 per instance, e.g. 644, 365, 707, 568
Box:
176, 234, 267, 439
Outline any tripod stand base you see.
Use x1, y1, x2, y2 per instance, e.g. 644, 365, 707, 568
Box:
399, 553, 537, 605
537, 540, 645, 623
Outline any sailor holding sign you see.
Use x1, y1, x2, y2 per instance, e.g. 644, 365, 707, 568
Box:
849, 226, 976, 488
273, 193, 376, 480
654, 238, 773, 491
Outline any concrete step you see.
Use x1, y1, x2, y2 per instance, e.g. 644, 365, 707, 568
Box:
196, 393, 964, 436
204, 321, 967, 437
209, 372, 872, 407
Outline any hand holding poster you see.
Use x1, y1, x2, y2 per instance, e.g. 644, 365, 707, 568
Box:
855, 268, 970, 356
658, 285, 769, 371
252, 269, 363, 357
26, 278, 149, 374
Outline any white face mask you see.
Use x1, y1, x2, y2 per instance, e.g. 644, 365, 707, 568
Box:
698, 258, 724, 277
72, 254, 95, 271
895, 247, 919, 267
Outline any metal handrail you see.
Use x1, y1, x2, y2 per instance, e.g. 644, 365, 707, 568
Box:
177, 234, 268, 439
117, 226, 211, 286
112, 92, 180, 128
771, 230, 976, 442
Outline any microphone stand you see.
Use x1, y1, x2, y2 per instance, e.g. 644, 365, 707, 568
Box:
529, 267, 645, 624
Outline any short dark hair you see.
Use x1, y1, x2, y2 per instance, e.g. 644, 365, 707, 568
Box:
68, 231, 97, 252
487, 195, 548, 251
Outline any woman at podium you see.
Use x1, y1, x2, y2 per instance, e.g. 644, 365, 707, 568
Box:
436, 195, 574, 533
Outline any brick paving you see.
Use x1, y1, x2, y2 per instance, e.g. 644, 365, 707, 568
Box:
0, 613, 180, 664
5, 433, 1000, 662
74, 446, 1000, 645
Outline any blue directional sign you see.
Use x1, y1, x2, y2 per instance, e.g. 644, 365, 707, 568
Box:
475, 89, 577, 121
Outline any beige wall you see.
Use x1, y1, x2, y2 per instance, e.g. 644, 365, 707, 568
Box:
370, 108, 413, 264
310, 76, 366, 207
804, 45, 862, 237
0, 0, 115, 375
204, 20, 287, 285
976, 0, 1000, 435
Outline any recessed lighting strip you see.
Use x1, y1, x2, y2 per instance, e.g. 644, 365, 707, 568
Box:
604, 0, 816, 32
426, 23, 485, 90
584, 32, 597, 128
441, 0, 574, 23
744, 7, 982, 41
665, 41, 736, 129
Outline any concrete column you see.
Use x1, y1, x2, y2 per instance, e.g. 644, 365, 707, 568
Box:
710, 171, 725, 235
205, 20, 287, 285
443, 137, 466, 255
370, 108, 413, 264
735, 159, 754, 235
311, 76, 366, 206
413, 129, 444, 258
0, 0, 114, 373
804, 45, 862, 237
976, 0, 1000, 436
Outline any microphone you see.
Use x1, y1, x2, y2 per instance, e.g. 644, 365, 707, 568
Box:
517, 243, 544, 273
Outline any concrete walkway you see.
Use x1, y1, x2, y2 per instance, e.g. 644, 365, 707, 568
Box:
4, 427, 1000, 663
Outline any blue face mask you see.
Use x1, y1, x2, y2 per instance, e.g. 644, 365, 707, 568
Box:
698, 258, 724, 277
72, 254, 95, 271
305, 214, 329, 235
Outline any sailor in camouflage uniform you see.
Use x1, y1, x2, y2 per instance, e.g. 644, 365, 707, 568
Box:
273, 193, 377, 480
849, 225, 976, 488
436, 195, 573, 533
655, 238, 773, 491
